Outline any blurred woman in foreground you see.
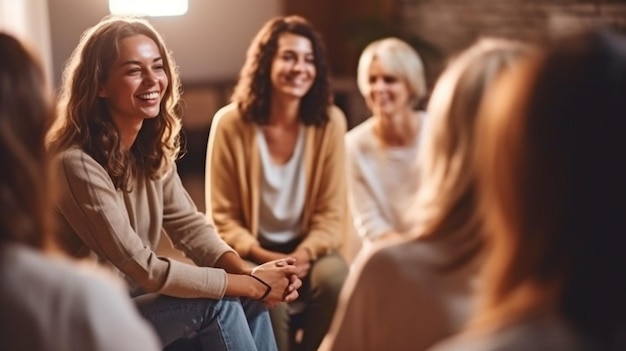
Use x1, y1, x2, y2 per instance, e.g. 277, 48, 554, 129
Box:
432, 29, 626, 351
0, 32, 160, 351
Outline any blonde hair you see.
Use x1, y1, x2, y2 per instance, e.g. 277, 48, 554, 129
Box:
357, 37, 427, 110
412, 38, 529, 269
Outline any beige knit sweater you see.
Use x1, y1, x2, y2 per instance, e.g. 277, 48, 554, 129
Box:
53, 148, 235, 299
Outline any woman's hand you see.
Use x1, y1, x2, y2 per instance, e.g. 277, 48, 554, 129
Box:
248, 245, 285, 264
273, 258, 302, 303
251, 258, 302, 306
289, 248, 312, 278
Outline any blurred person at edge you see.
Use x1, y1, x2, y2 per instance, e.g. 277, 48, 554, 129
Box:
431, 29, 626, 351
0, 32, 161, 351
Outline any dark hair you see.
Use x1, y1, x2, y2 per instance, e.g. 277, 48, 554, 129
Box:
0, 33, 54, 248
476, 29, 626, 342
230, 15, 332, 126
48, 15, 182, 191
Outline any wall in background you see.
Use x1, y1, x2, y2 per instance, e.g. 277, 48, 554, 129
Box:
284, 0, 401, 78
48, 0, 282, 86
402, 0, 626, 85
283, 0, 626, 96
0, 0, 53, 83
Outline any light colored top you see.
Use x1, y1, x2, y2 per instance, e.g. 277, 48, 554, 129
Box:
345, 112, 426, 240
206, 103, 349, 260
0, 243, 161, 351
53, 148, 235, 299
320, 237, 480, 351
257, 124, 306, 244
428, 312, 615, 351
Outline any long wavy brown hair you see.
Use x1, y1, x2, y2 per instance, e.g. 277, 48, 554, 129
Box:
47, 15, 182, 191
0, 33, 55, 249
230, 15, 332, 126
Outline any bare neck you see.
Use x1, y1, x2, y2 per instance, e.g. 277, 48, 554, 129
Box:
117, 121, 143, 151
267, 96, 300, 126
375, 110, 420, 147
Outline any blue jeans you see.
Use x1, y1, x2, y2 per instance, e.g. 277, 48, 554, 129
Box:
257, 236, 348, 351
134, 294, 277, 351
268, 251, 348, 351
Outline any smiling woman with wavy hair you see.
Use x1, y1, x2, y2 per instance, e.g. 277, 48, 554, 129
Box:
48, 15, 182, 191
47, 15, 301, 351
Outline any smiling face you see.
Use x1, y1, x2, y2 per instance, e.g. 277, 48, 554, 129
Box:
270, 33, 316, 101
366, 57, 412, 118
98, 34, 168, 133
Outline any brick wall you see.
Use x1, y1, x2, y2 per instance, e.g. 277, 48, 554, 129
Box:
401, 0, 626, 83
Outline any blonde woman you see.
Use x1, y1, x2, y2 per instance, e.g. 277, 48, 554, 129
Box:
321, 39, 529, 351
346, 37, 427, 243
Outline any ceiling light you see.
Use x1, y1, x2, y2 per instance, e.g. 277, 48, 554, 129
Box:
108, 0, 188, 17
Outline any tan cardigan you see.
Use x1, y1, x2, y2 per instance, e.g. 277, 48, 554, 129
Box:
205, 103, 350, 260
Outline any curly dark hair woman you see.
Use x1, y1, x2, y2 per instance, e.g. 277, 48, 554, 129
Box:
207, 14, 349, 351
231, 15, 333, 126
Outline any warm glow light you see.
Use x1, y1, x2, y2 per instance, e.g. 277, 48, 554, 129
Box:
109, 0, 188, 17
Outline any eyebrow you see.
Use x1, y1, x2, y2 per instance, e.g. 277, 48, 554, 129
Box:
279, 48, 313, 54
119, 57, 163, 67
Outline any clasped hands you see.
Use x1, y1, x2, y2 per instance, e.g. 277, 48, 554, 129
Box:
249, 257, 302, 307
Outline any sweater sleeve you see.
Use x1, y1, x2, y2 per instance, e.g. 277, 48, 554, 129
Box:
160, 163, 235, 267
206, 106, 259, 257
54, 149, 229, 299
298, 106, 349, 259
345, 133, 394, 240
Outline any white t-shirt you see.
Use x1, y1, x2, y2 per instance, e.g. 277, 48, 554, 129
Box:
345, 112, 426, 240
257, 125, 306, 244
